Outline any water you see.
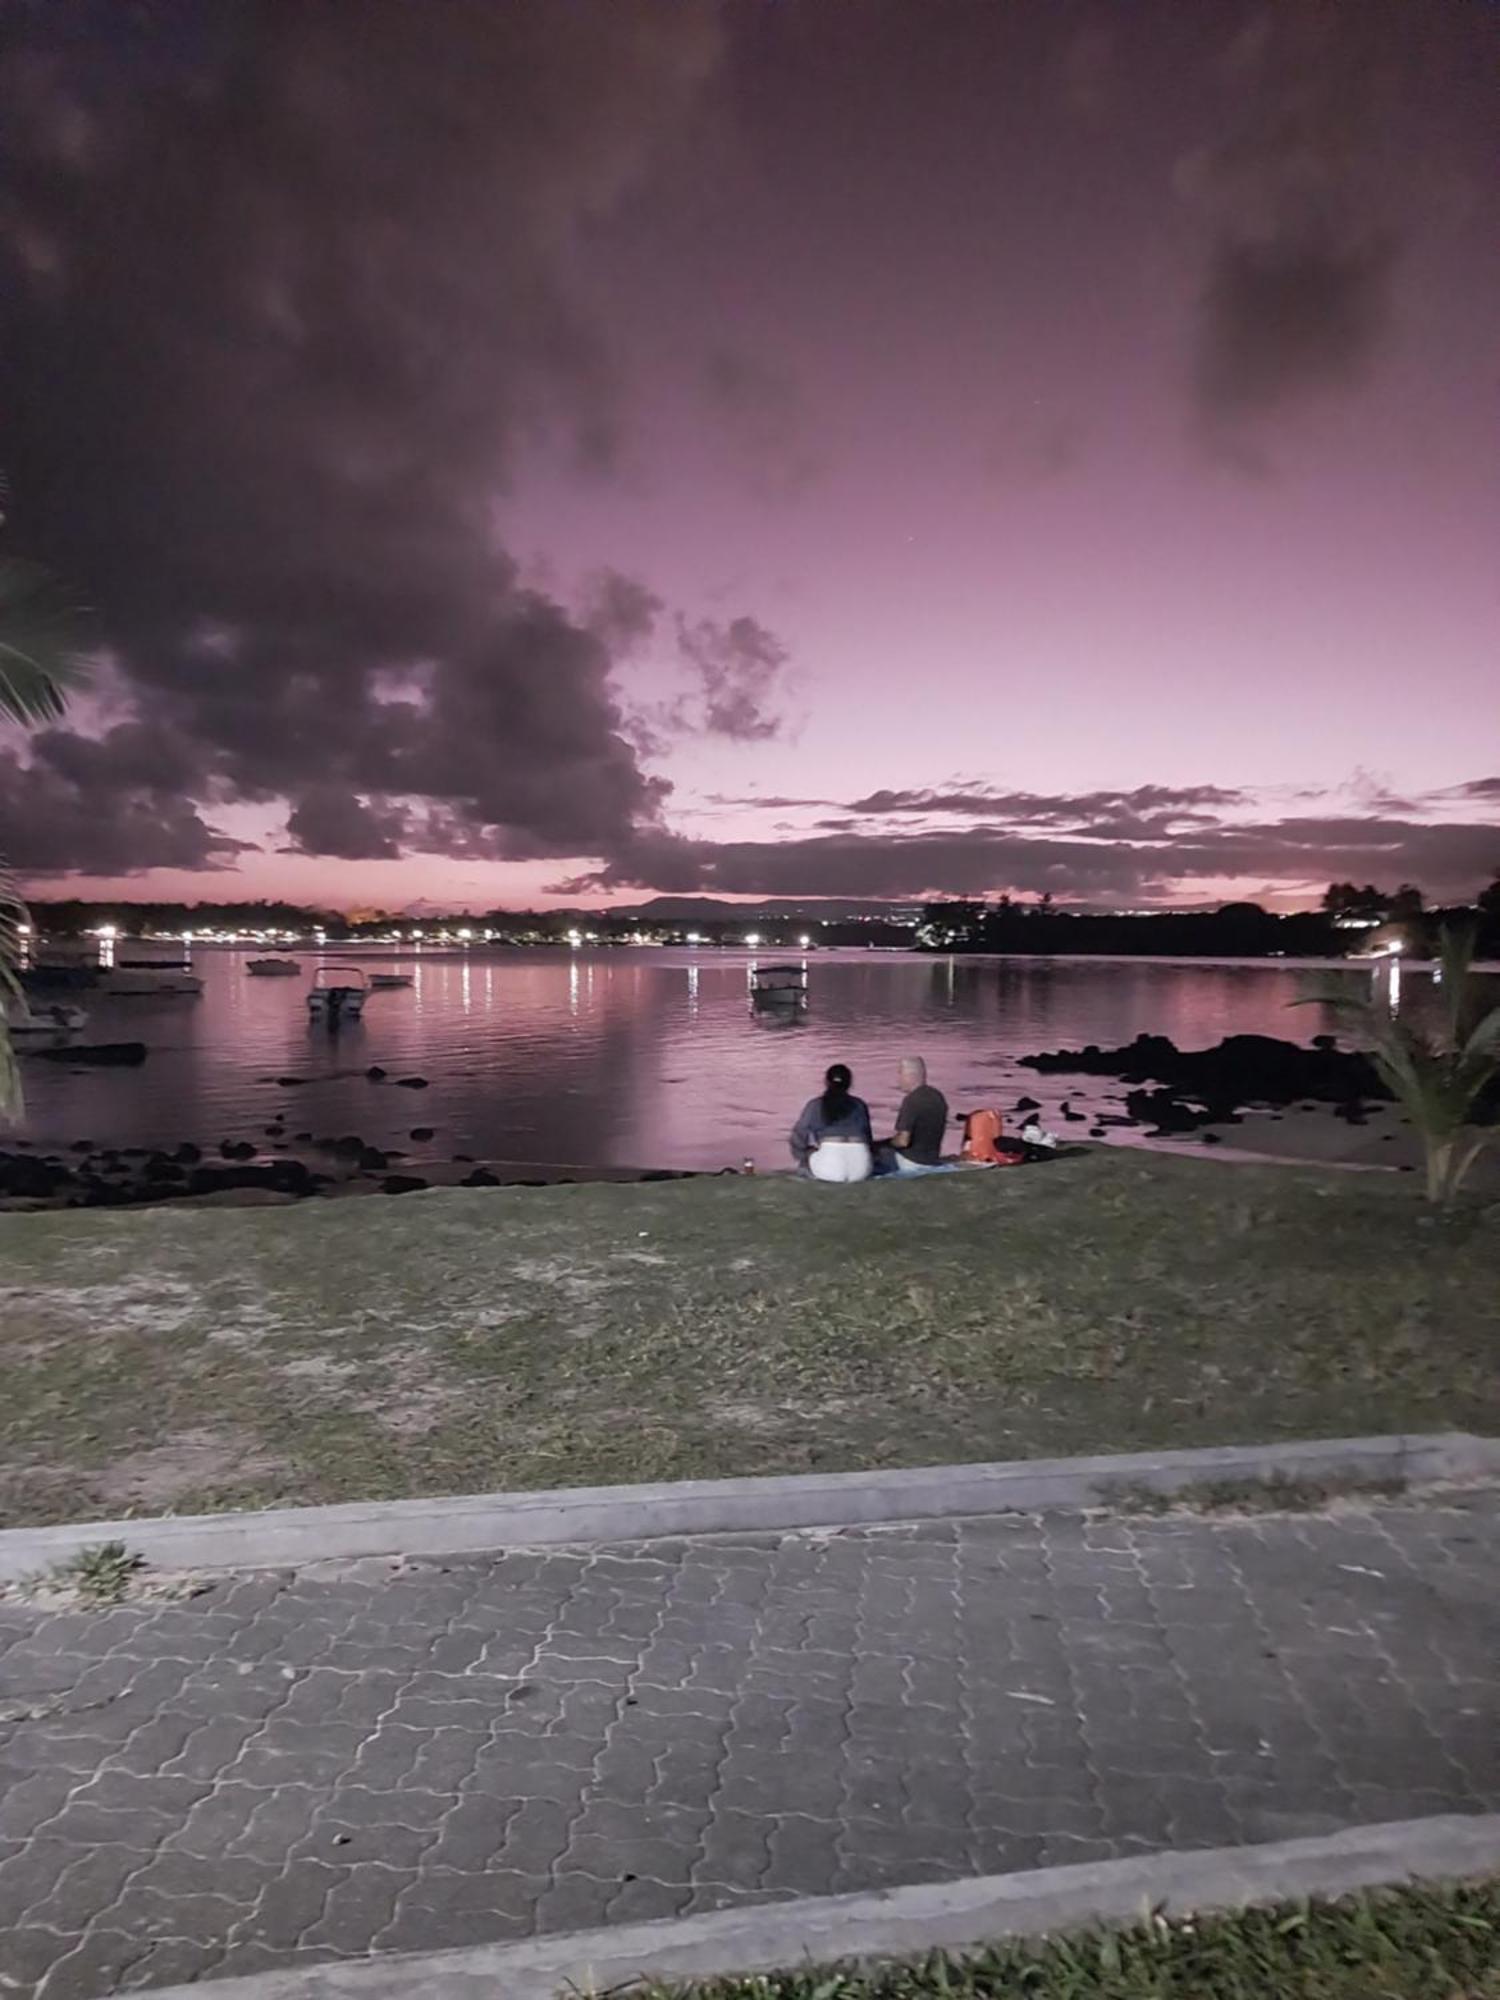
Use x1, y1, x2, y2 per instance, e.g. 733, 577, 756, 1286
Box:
12, 947, 1484, 1173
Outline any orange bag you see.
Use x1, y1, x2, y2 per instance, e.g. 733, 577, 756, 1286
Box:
960, 1108, 1016, 1165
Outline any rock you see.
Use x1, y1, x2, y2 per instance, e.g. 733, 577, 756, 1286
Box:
1089, 1126, 1109, 1137
366, 1066, 388, 1082
264, 1124, 285, 1138
1015, 1095, 1041, 1113
382, 1174, 429, 1195
1060, 1102, 1087, 1121
1200, 1132, 1223, 1144
1126, 1088, 1207, 1135
409, 1126, 435, 1142
293, 1131, 313, 1143
330, 1135, 366, 1160
395, 1076, 429, 1090
219, 1140, 257, 1162
460, 1168, 500, 1188
186, 1160, 320, 1199
359, 1146, 390, 1171
451, 1153, 475, 1163
32, 1042, 147, 1067
0, 1154, 73, 1199
275, 1076, 307, 1087
173, 1142, 203, 1165
144, 1157, 186, 1184
69, 1139, 97, 1153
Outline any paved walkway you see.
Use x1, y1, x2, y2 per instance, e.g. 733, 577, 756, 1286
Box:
1, 1492, 1497, 1999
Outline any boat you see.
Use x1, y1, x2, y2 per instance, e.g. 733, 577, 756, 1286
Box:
100, 945, 204, 997
307, 966, 369, 1023
99, 967, 205, 997
248, 957, 302, 977
749, 963, 809, 1012
369, 971, 413, 990
5, 998, 89, 1035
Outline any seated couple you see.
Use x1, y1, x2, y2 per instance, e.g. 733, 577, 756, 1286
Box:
790, 1058, 948, 1183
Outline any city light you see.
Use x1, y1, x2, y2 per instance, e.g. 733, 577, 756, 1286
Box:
799, 934, 811, 948
686, 932, 702, 945
744, 932, 761, 947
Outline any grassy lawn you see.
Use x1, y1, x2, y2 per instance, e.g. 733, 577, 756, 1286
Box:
644, 1879, 1500, 2000
1, 1149, 1497, 1526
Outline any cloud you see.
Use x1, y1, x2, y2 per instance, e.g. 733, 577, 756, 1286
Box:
1177, 11, 1404, 426
675, 614, 792, 742
0, 732, 252, 875
283, 790, 409, 863
0, 0, 721, 876
572, 806, 1500, 907
700, 347, 823, 501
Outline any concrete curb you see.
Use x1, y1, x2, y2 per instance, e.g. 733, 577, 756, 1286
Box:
1, 1432, 1494, 1581
141, 1813, 1500, 2000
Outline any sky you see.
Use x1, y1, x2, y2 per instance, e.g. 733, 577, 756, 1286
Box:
1, 0, 1496, 913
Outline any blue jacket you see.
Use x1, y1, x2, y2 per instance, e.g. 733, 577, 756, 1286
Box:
789, 1093, 874, 1168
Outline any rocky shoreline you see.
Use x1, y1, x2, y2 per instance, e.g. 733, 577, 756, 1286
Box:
3, 1029, 1476, 1212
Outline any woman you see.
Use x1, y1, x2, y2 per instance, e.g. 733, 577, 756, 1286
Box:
789, 1062, 875, 1182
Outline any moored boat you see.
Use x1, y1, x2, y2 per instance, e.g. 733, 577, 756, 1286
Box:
307, 966, 369, 1023
248, 957, 302, 977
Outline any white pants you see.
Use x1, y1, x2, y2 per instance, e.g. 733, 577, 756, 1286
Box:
809, 1140, 873, 1183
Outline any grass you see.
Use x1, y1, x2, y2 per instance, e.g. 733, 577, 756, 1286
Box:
45, 1540, 141, 1604
1, 1149, 1498, 1527
1102, 1472, 1412, 1517
641, 1879, 1500, 2000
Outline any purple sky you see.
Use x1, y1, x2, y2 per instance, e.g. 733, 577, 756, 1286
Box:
1, 1, 1496, 910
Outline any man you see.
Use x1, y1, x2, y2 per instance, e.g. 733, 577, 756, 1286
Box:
887, 1055, 948, 1173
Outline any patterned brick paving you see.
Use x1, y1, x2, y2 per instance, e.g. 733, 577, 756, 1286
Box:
1, 1492, 1497, 1997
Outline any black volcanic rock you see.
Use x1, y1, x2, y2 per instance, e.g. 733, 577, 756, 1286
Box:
0, 1153, 72, 1198
187, 1160, 319, 1198
173, 1142, 203, 1165
395, 1076, 429, 1090
409, 1126, 435, 1141
366, 1066, 388, 1081
359, 1146, 390, 1171
1021, 1032, 1388, 1114
382, 1174, 428, 1195
220, 1140, 257, 1162
1014, 1096, 1041, 1113
460, 1168, 500, 1187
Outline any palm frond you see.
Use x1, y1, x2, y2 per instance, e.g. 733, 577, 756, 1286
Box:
0, 557, 89, 725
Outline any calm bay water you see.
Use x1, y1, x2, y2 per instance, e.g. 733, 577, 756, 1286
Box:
14, 947, 1485, 1173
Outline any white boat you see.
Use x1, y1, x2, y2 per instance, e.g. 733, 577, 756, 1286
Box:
369, 971, 413, 990
248, 957, 302, 977
307, 966, 369, 1022
5, 998, 89, 1035
749, 963, 809, 1011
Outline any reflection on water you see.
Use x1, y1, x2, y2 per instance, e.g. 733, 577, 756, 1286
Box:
14, 949, 1492, 1173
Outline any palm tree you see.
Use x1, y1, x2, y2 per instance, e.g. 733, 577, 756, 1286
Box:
1, 551, 87, 1116
1296, 925, 1500, 1203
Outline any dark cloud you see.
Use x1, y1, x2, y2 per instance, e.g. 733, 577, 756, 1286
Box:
576, 807, 1500, 907
283, 790, 409, 863
844, 784, 1245, 831
675, 614, 792, 742
0, 0, 720, 875
701, 348, 823, 501
0, 732, 251, 876
1177, 11, 1407, 425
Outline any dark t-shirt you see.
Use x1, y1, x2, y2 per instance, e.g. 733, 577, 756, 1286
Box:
896, 1083, 948, 1165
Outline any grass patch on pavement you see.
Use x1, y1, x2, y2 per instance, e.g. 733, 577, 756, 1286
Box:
646, 1878, 1500, 2000
1, 1149, 1498, 1525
